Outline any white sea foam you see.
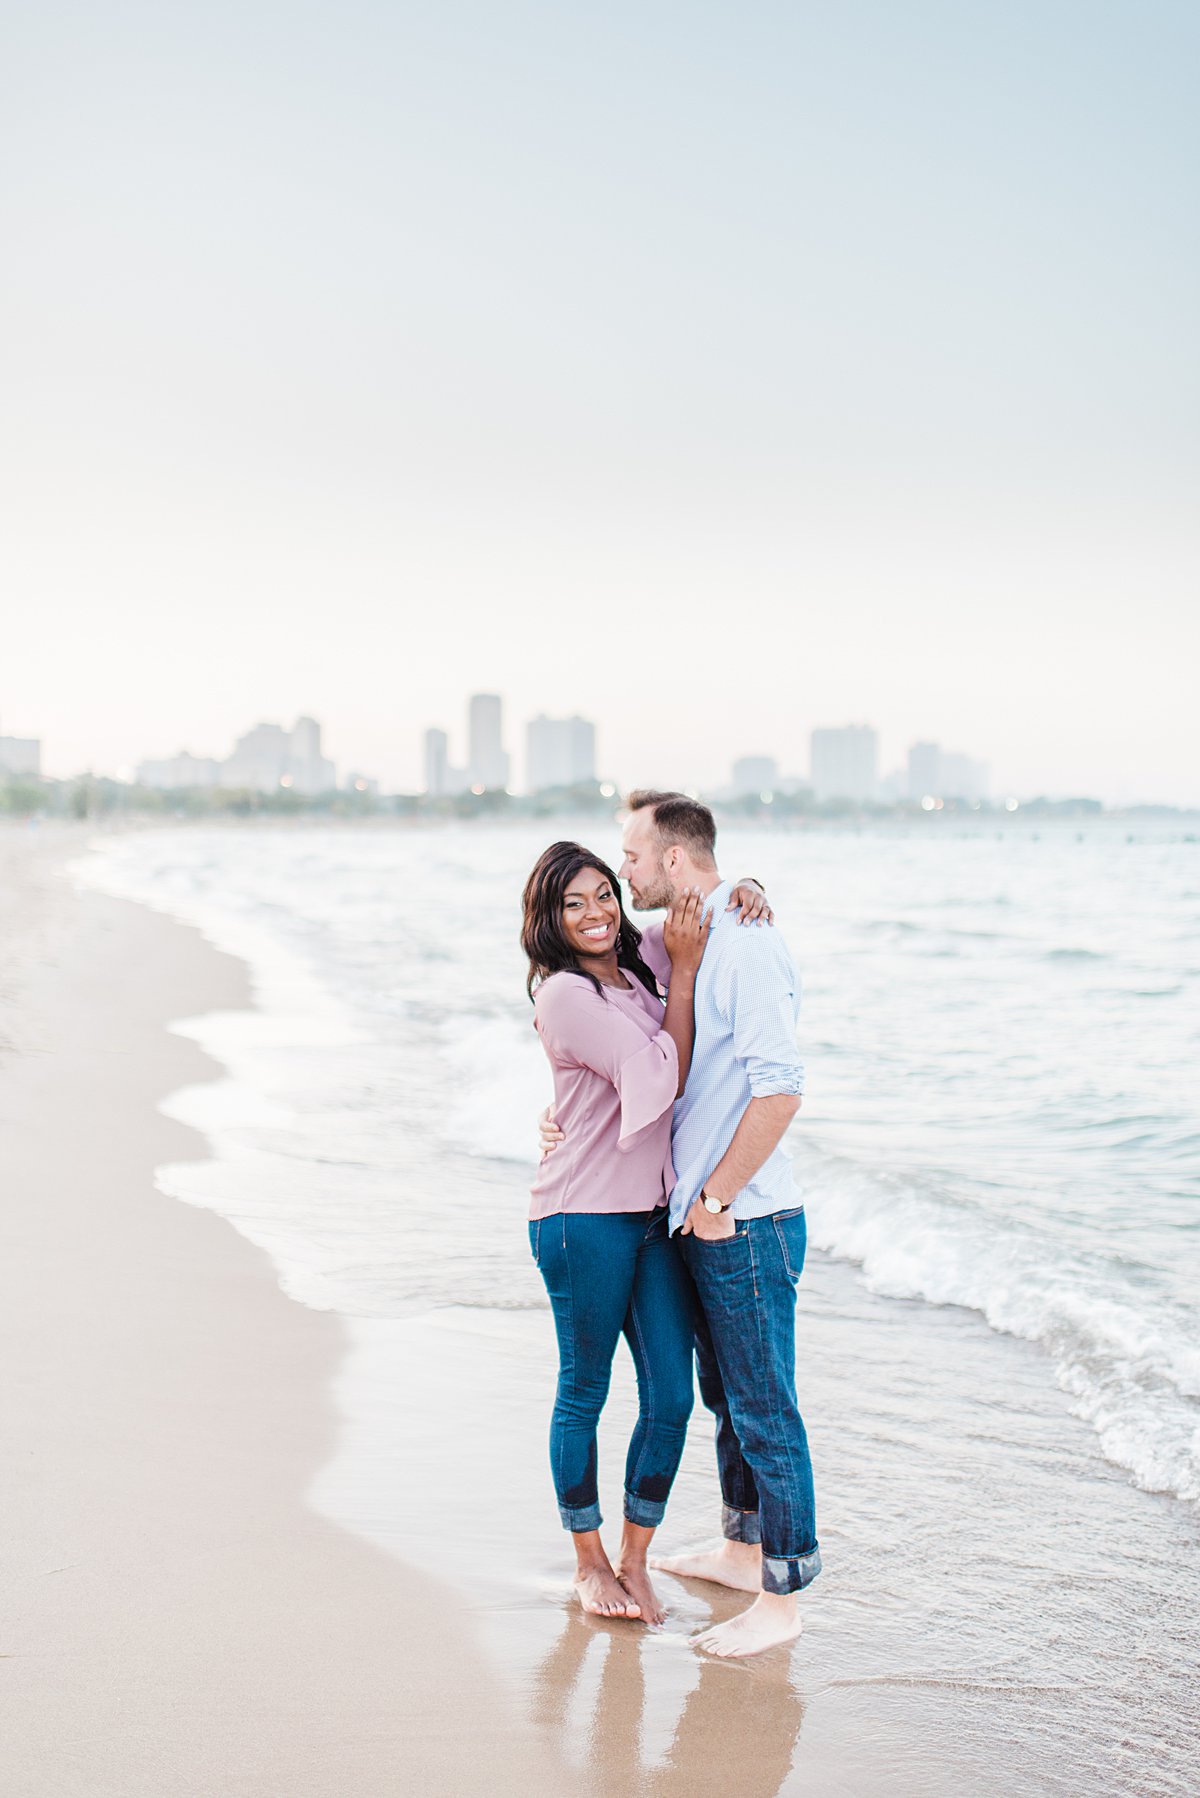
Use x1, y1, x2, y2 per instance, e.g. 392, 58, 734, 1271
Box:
792, 1146, 1200, 1505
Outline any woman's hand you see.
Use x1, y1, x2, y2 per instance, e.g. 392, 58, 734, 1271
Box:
538, 1104, 565, 1160
727, 879, 773, 926
663, 887, 712, 975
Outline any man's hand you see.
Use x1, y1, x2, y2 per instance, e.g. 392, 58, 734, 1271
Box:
679, 1198, 737, 1240
538, 1104, 565, 1160
727, 880, 773, 926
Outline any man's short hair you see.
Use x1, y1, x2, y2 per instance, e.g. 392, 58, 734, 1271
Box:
627, 790, 718, 865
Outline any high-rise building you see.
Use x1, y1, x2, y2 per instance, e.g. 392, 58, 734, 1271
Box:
287, 716, 336, 794
423, 724, 470, 796
906, 742, 988, 802
525, 714, 597, 792
810, 726, 878, 802
424, 727, 451, 797
222, 723, 291, 791
0, 723, 41, 778
906, 741, 941, 801
939, 752, 989, 802
731, 755, 778, 796
220, 718, 335, 793
468, 693, 510, 792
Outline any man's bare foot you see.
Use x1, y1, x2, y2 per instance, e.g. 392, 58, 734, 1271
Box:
650, 1539, 762, 1593
614, 1560, 666, 1625
693, 1592, 802, 1659
574, 1564, 641, 1618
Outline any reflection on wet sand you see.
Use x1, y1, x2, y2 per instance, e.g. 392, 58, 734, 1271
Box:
531, 1606, 805, 1798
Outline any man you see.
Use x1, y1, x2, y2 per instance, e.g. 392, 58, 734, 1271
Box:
542, 791, 820, 1658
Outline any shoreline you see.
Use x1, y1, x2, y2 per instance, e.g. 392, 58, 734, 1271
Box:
0, 828, 575, 1796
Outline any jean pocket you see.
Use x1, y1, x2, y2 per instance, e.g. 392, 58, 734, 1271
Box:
529, 1219, 542, 1266
697, 1219, 748, 1247
772, 1207, 806, 1280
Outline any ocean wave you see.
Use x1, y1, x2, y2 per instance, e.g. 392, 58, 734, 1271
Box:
798, 1145, 1200, 1509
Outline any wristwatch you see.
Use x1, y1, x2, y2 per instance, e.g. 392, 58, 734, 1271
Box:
700, 1188, 730, 1215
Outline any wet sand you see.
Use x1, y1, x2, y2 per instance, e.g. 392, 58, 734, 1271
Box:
0, 827, 573, 1797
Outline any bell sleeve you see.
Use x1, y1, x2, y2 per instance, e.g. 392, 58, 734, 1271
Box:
534, 975, 679, 1149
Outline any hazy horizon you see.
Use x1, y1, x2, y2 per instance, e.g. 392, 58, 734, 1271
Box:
3, 1, 1197, 804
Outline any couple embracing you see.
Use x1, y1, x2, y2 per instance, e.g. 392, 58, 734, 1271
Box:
520, 790, 820, 1660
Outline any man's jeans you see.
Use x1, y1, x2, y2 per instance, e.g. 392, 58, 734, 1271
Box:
680, 1206, 821, 1595
530, 1208, 696, 1532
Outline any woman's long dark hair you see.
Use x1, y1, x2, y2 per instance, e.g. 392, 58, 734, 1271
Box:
521, 841, 660, 1002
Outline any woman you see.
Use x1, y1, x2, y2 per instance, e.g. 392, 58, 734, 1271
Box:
521, 839, 710, 1624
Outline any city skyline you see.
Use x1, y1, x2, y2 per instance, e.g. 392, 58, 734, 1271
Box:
4, 643, 1196, 807
7, 692, 1184, 810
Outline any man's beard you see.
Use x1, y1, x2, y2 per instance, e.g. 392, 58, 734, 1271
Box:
629, 867, 675, 912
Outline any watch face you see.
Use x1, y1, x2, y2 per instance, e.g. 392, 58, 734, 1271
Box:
703, 1196, 722, 1213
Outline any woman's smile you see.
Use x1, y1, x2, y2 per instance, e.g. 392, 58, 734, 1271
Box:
560, 866, 623, 964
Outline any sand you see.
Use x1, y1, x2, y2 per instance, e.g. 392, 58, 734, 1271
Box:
0, 826, 575, 1798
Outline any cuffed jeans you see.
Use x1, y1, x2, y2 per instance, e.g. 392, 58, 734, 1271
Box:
680, 1206, 821, 1595
530, 1208, 696, 1533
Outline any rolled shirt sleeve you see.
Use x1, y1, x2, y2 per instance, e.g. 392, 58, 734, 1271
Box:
715, 936, 805, 1098
534, 974, 679, 1148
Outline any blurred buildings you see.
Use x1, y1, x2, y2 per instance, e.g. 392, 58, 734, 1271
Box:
468, 693, 510, 792
135, 751, 221, 789
423, 728, 464, 798
138, 717, 336, 793
122, 692, 990, 808
810, 725, 878, 802
218, 717, 335, 794
731, 755, 779, 796
526, 715, 596, 792
424, 697, 599, 795
907, 741, 990, 803
426, 694, 513, 795
0, 723, 41, 778
805, 726, 988, 805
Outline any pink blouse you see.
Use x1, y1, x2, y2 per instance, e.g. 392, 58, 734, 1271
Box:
529, 970, 679, 1218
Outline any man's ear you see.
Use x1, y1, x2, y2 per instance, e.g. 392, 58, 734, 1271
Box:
664, 845, 682, 877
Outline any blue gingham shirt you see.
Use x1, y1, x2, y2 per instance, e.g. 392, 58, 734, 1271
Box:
640, 881, 805, 1233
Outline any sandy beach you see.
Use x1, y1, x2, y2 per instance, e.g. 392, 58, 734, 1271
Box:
0, 828, 576, 1797
4, 822, 1199, 1798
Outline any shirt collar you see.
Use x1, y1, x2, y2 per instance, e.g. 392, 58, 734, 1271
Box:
704, 879, 733, 921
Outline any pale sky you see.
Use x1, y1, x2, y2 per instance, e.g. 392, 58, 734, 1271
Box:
2, 1, 1197, 802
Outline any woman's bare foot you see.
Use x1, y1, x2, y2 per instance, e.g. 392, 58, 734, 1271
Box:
614, 1559, 666, 1625
693, 1592, 802, 1659
650, 1539, 762, 1593
574, 1563, 641, 1618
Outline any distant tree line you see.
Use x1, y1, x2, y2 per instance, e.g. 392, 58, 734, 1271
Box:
0, 774, 1189, 825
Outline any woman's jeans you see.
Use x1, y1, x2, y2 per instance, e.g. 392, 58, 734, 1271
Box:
530, 1208, 695, 1533
679, 1206, 821, 1595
